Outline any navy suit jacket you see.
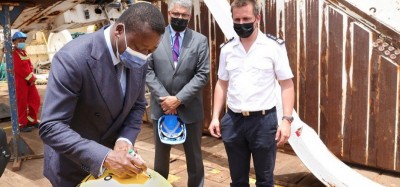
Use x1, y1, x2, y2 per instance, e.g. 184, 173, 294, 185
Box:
39, 26, 147, 186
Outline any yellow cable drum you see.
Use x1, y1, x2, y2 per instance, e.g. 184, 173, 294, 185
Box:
79, 169, 172, 187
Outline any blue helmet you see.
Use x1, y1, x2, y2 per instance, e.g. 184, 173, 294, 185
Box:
12, 31, 27, 41
157, 115, 186, 145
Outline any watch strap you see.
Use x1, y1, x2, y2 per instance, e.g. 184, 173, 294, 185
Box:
282, 116, 294, 123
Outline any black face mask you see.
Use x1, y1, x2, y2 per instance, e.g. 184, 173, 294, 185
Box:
234, 21, 255, 38
171, 17, 189, 32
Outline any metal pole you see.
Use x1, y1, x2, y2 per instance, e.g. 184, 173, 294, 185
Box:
1, 4, 20, 165
0, 3, 42, 171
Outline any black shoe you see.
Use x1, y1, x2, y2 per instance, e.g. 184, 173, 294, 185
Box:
29, 123, 40, 128
19, 126, 33, 132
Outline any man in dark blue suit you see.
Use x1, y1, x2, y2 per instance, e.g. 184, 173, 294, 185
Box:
39, 3, 165, 186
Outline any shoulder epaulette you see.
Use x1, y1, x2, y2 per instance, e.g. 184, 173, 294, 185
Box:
266, 34, 285, 45
219, 37, 234, 49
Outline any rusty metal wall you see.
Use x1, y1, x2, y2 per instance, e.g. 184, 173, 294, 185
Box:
270, 0, 400, 173
160, 0, 400, 172
277, 0, 400, 172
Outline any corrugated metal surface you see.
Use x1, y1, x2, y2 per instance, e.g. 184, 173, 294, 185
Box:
176, 0, 400, 173
2, 0, 86, 32
2, 0, 116, 32
274, 0, 400, 173
274, 0, 400, 172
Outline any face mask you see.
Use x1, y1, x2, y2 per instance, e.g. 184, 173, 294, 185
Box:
116, 24, 150, 69
233, 21, 255, 38
17, 42, 26, 49
170, 17, 189, 32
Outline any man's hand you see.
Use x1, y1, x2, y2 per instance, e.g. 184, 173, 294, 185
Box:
163, 108, 177, 115
160, 96, 181, 114
208, 119, 221, 138
275, 121, 291, 146
103, 149, 147, 178
114, 140, 132, 152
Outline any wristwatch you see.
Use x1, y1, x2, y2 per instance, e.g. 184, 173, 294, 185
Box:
282, 116, 294, 123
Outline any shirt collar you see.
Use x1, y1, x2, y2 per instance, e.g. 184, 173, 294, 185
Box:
231, 29, 268, 48
255, 29, 269, 45
104, 24, 119, 66
169, 25, 186, 39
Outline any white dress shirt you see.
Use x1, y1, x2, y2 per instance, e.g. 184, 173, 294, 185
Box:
218, 30, 294, 113
99, 25, 132, 176
104, 25, 126, 96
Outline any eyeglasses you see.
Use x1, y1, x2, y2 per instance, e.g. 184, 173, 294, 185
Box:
170, 12, 190, 19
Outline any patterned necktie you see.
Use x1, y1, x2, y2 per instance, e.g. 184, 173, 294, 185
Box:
172, 32, 180, 62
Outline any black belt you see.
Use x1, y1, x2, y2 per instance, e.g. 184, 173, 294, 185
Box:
227, 107, 276, 117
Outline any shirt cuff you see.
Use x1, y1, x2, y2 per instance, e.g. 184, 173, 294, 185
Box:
116, 137, 133, 145
99, 150, 112, 177
176, 95, 183, 105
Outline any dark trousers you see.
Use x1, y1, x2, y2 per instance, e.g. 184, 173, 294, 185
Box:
221, 108, 277, 187
153, 120, 204, 187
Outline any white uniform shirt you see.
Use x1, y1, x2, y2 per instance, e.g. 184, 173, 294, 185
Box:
218, 30, 293, 113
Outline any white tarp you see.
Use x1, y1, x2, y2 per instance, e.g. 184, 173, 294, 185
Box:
274, 84, 382, 187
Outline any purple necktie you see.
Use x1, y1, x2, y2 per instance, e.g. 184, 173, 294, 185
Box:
172, 32, 180, 61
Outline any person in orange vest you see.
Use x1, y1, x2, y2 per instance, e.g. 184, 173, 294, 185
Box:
12, 31, 40, 132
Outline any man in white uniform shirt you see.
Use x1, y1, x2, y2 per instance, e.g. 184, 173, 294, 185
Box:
208, 0, 295, 186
